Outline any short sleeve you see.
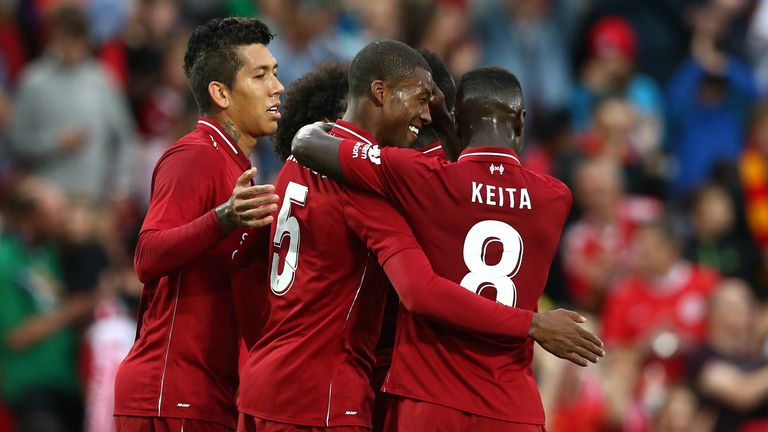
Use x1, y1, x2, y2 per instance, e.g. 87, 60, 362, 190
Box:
342, 190, 421, 266
142, 145, 222, 233
337, 140, 441, 201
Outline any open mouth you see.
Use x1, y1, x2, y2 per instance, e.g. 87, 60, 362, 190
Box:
408, 125, 419, 136
267, 105, 281, 120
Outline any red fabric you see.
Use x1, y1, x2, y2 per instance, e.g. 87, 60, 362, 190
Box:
0, 400, 15, 432
336, 118, 572, 424
384, 397, 545, 432
98, 39, 129, 88
237, 413, 369, 432
602, 263, 719, 385
588, 15, 637, 60
236, 138, 412, 427
561, 196, 661, 308
115, 415, 234, 432
417, 140, 446, 160
114, 119, 252, 429
379, 249, 533, 337
0, 21, 28, 84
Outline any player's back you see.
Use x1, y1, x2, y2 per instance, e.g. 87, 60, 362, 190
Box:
380, 146, 572, 423
238, 157, 387, 428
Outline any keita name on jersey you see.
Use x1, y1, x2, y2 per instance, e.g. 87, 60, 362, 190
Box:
471, 181, 532, 209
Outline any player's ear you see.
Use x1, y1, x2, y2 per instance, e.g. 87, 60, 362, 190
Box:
208, 81, 230, 111
370, 80, 386, 107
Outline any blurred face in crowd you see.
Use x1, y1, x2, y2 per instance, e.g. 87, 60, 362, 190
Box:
710, 280, 755, 341
225, 44, 284, 139
51, 29, 89, 65
750, 105, 768, 155
574, 159, 623, 222
692, 186, 735, 239
594, 98, 636, 156
379, 67, 433, 148
633, 225, 678, 278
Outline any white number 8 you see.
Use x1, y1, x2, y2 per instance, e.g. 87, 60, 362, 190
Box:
460, 220, 523, 307
270, 181, 308, 296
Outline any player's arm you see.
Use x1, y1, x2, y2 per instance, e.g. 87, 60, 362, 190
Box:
134, 150, 278, 283
346, 193, 604, 366
231, 226, 271, 349
290, 121, 347, 182
385, 251, 604, 366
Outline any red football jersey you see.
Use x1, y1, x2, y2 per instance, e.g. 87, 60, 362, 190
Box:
336, 130, 573, 424
237, 125, 419, 428
114, 119, 251, 429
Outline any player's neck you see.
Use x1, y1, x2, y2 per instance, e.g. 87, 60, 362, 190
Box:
464, 131, 518, 153
207, 112, 258, 156
341, 102, 381, 143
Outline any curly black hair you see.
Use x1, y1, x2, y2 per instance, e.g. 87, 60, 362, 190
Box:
274, 61, 349, 162
183, 17, 274, 113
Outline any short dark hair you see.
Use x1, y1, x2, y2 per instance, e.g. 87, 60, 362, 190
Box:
274, 62, 349, 162
456, 67, 524, 112
183, 17, 274, 113
348, 40, 430, 98
51, 5, 89, 39
417, 48, 455, 111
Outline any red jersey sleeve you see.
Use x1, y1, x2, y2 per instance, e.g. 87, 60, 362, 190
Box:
343, 192, 533, 338
337, 140, 442, 200
134, 145, 228, 283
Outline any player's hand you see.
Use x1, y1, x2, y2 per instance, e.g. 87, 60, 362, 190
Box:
219, 168, 279, 230
428, 85, 451, 121
529, 309, 605, 367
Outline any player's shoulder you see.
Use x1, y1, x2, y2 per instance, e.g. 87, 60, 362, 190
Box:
155, 129, 225, 171
517, 165, 572, 206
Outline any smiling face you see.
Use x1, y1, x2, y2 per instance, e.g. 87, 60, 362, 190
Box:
379, 66, 433, 148
226, 43, 284, 139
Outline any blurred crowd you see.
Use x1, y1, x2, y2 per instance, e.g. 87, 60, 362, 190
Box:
3, 0, 768, 431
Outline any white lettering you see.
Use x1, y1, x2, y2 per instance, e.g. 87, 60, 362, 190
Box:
470, 182, 531, 210
472, 182, 482, 203
520, 188, 532, 209
485, 184, 496, 206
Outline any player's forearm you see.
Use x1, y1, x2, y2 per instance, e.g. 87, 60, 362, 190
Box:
291, 122, 347, 181
134, 210, 227, 283
384, 250, 532, 338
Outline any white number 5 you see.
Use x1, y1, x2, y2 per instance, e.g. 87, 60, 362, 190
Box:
270, 181, 308, 295
460, 220, 523, 307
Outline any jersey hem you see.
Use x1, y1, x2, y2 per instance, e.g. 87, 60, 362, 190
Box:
381, 387, 544, 425
113, 408, 237, 429
237, 407, 372, 428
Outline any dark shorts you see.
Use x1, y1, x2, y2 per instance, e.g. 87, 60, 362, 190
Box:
236, 413, 370, 432
115, 415, 234, 432
384, 397, 545, 432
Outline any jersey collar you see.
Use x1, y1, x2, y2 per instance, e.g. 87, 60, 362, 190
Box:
457, 146, 520, 165
197, 117, 251, 169
330, 119, 379, 146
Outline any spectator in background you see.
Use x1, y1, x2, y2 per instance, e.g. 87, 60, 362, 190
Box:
683, 183, 763, 291
666, 0, 758, 197
571, 15, 665, 160
740, 102, 768, 257
474, 0, 575, 131
689, 279, 768, 432
8, 5, 137, 205
601, 220, 719, 431
561, 158, 662, 312
0, 176, 96, 432
579, 95, 666, 197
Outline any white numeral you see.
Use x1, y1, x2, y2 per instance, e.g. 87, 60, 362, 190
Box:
460, 220, 523, 307
270, 181, 308, 295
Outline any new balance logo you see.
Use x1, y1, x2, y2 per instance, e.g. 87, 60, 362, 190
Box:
177, 403, 190, 408
345, 411, 358, 415
490, 164, 505, 175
